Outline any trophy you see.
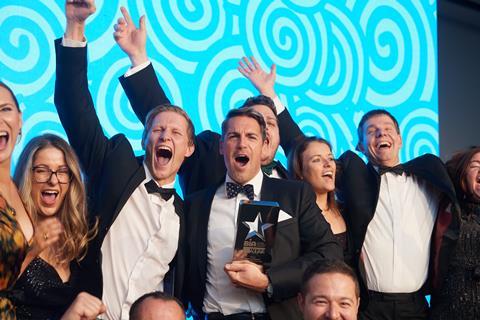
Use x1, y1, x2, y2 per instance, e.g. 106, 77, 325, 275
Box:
234, 200, 280, 264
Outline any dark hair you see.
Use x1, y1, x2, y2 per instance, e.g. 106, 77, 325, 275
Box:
446, 146, 480, 201
288, 136, 338, 212
356, 109, 400, 148
240, 95, 277, 116
129, 291, 185, 320
141, 104, 195, 149
221, 107, 267, 141
301, 260, 360, 298
0, 81, 20, 111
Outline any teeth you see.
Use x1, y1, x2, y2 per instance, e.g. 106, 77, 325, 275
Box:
0, 132, 7, 137
43, 191, 58, 195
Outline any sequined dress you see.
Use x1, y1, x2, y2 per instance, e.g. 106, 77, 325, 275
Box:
0, 196, 28, 320
11, 257, 79, 320
430, 200, 480, 320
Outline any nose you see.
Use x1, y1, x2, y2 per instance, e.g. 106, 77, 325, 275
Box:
158, 129, 171, 141
325, 304, 340, 319
376, 128, 387, 137
48, 172, 60, 185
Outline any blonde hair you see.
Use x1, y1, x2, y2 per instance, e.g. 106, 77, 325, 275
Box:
13, 134, 96, 264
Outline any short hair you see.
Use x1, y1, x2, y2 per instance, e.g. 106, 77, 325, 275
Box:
129, 291, 185, 320
240, 95, 277, 116
0, 81, 20, 111
446, 145, 480, 201
141, 104, 195, 149
356, 109, 400, 145
221, 107, 267, 141
301, 260, 360, 298
288, 136, 338, 213
13, 134, 97, 264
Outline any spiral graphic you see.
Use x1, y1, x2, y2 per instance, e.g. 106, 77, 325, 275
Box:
0, 5, 58, 96
244, 1, 319, 87
360, 1, 430, 108
295, 106, 338, 152
399, 108, 439, 161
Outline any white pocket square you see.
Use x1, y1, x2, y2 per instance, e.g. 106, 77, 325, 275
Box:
278, 209, 292, 222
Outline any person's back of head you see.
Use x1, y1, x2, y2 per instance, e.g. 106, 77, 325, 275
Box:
129, 291, 185, 320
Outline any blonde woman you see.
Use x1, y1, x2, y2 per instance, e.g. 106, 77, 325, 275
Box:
12, 134, 96, 319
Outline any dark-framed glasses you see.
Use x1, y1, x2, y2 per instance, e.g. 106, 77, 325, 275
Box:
32, 166, 72, 184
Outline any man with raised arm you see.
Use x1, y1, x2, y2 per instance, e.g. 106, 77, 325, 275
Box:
112, 8, 292, 198
243, 61, 459, 319
54, 1, 194, 319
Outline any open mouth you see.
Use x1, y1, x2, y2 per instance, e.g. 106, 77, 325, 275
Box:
377, 141, 391, 150
322, 171, 334, 178
41, 190, 59, 205
235, 155, 250, 166
155, 146, 173, 166
0, 132, 9, 150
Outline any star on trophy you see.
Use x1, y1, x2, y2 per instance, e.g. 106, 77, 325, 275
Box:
234, 200, 280, 264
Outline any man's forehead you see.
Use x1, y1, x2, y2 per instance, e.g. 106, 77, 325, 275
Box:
364, 115, 396, 128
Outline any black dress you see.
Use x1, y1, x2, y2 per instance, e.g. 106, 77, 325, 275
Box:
11, 257, 80, 320
430, 200, 480, 320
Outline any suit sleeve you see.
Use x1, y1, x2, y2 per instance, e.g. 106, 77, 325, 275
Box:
278, 108, 305, 157
266, 183, 343, 301
54, 38, 110, 182
119, 63, 171, 125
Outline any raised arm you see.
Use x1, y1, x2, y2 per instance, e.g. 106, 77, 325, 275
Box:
54, 0, 109, 181
115, 7, 170, 124
238, 57, 304, 157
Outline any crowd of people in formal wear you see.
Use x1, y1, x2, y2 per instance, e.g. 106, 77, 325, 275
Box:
0, 1, 479, 319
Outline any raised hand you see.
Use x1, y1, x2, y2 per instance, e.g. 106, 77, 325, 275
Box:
238, 56, 277, 99
29, 217, 63, 257
224, 260, 269, 293
61, 292, 106, 320
65, 0, 96, 41
114, 6, 147, 67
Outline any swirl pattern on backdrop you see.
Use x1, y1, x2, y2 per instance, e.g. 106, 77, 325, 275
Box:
0, 1, 438, 168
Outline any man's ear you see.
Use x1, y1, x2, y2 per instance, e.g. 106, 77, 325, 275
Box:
185, 143, 195, 158
219, 140, 224, 155
297, 293, 305, 310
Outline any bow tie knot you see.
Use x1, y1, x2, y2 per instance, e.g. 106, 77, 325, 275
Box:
226, 182, 255, 201
261, 161, 277, 176
144, 179, 175, 201
378, 164, 406, 176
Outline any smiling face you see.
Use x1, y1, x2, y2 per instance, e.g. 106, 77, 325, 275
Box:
220, 115, 265, 185
465, 152, 480, 201
144, 111, 194, 186
301, 141, 336, 195
358, 114, 402, 167
299, 273, 360, 320
250, 104, 279, 165
31, 146, 70, 217
0, 86, 22, 167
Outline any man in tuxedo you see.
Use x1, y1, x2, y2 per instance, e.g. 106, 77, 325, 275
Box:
54, 1, 194, 319
184, 107, 342, 319
111, 8, 289, 197
278, 107, 459, 320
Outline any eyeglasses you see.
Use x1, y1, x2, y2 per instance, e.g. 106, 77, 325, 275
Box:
32, 166, 72, 184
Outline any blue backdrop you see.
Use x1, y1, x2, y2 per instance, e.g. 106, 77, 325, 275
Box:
0, 0, 438, 170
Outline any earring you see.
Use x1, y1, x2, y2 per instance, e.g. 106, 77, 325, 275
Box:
15, 128, 22, 145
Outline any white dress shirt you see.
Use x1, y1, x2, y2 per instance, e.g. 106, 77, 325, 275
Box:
203, 170, 267, 315
361, 170, 439, 293
100, 163, 180, 320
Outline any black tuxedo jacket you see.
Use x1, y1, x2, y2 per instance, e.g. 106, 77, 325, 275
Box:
184, 175, 343, 319
278, 108, 460, 304
119, 64, 289, 197
53, 39, 185, 299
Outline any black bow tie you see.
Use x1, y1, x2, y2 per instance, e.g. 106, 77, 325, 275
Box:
378, 164, 405, 176
262, 161, 277, 176
226, 182, 255, 201
144, 179, 175, 201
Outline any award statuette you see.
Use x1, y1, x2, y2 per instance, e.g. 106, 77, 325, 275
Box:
234, 200, 280, 264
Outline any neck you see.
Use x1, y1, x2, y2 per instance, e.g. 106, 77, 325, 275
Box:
315, 192, 329, 211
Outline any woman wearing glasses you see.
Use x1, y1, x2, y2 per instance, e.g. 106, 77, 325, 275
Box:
11, 134, 97, 319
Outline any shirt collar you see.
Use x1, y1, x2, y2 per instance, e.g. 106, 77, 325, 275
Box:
225, 170, 264, 199
143, 162, 176, 189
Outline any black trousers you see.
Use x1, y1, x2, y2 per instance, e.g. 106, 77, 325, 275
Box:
359, 291, 429, 320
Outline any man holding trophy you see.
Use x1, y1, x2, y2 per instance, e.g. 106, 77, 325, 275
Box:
184, 105, 342, 320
